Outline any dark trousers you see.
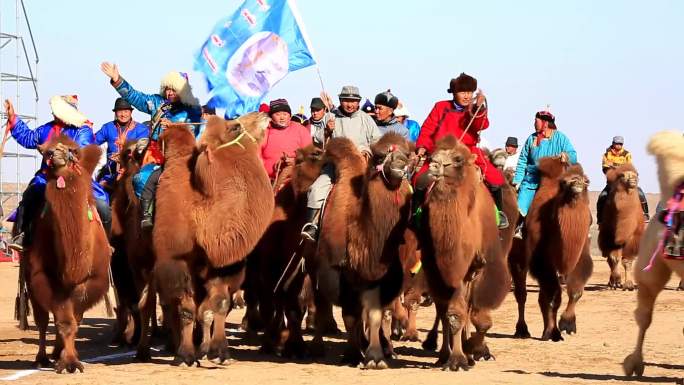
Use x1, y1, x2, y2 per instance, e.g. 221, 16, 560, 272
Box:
140, 168, 162, 202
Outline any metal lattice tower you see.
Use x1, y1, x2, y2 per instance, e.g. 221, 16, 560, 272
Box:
0, 0, 38, 224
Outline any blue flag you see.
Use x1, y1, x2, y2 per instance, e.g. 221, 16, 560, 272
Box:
194, 0, 316, 118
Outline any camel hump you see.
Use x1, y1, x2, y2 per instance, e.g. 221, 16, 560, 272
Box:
537, 156, 568, 180
606, 163, 638, 184
78, 144, 103, 176
324, 137, 361, 164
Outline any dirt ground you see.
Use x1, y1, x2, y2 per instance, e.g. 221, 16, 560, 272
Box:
0, 254, 681, 385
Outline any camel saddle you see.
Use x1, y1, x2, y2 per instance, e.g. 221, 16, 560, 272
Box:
660, 181, 684, 260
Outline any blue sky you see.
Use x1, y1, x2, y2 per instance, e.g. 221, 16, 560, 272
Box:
1, 0, 682, 192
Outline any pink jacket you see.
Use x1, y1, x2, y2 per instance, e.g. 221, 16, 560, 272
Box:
261, 121, 312, 178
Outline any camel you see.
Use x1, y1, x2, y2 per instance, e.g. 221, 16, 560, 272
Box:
247, 144, 327, 356
25, 136, 112, 373
144, 113, 274, 366
108, 140, 158, 349
624, 130, 684, 377
310, 132, 413, 369
598, 164, 645, 290
511, 155, 593, 341
416, 135, 511, 371
418, 144, 519, 356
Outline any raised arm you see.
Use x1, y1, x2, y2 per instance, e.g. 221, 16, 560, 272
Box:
101, 62, 162, 115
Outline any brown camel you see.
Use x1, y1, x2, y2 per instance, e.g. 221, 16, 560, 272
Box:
108, 140, 158, 350
512, 155, 593, 341
26, 136, 111, 373
624, 130, 684, 377
598, 164, 645, 290
146, 113, 274, 366
310, 132, 412, 368
420, 145, 519, 353
247, 144, 327, 356
417, 135, 511, 371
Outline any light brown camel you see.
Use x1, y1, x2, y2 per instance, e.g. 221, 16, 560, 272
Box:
26, 136, 112, 373
418, 135, 510, 371
310, 132, 412, 368
512, 155, 593, 341
624, 130, 684, 377
598, 164, 645, 290
145, 113, 273, 366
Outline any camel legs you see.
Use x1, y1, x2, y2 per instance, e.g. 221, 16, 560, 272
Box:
203, 277, 234, 364
559, 251, 593, 335
537, 267, 563, 342
607, 250, 623, 289
360, 287, 388, 369
511, 262, 530, 338
623, 257, 672, 376
135, 283, 156, 362
465, 308, 494, 361
442, 288, 470, 371
31, 301, 50, 368
622, 256, 636, 291
422, 306, 440, 351
176, 293, 197, 366
52, 300, 83, 373
401, 288, 422, 342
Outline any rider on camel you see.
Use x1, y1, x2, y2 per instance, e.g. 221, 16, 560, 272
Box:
415, 73, 509, 229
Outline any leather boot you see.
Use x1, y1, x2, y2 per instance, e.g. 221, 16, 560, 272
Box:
300, 208, 321, 242
489, 185, 509, 229
140, 198, 154, 231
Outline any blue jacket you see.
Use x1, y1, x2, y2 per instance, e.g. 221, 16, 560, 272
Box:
11, 118, 109, 203
94, 120, 149, 185
95, 120, 149, 158
376, 117, 410, 139
114, 78, 202, 139
406, 119, 421, 142
512, 130, 577, 216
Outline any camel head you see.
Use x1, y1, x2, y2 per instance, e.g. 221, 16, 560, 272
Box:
429, 135, 478, 186
198, 112, 269, 151
370, 132, 412, 187
292, 144, 325, 193
488, 148, 508, 171
114, 139, 146, 170
559, 164, 590, 199
607, 164, 639, 191
39, 135, 102, 178
647, 130, 684, 199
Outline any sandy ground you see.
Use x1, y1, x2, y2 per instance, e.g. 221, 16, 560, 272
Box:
0, 255, 681, 385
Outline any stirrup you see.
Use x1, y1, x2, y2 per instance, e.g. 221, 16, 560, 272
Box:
513, 224, 523, 239
497, 212, 510, 229
7, 233, 24, 252
300, 223, 318, 242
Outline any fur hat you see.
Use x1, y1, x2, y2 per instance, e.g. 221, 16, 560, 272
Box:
393, 103, 410, 117
374, 91, 398, 109
50, 95, 89, 127
159, 71, 200, 106
447, 73, 477, 93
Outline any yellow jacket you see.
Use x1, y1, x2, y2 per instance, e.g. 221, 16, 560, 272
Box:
602, 148, 632, 174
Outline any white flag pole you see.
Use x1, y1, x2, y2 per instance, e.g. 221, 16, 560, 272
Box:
287, 0, 327, 95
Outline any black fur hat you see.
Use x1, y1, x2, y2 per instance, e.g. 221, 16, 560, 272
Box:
447, 73, 477, 93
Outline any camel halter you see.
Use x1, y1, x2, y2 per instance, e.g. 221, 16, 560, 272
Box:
374, 144, 408, 184
215, 127, 257, 150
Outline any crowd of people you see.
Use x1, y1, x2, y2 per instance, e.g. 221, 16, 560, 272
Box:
3, 65, 650, 251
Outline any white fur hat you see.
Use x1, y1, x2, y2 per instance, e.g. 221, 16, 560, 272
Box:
49, 95, 89, 127
648, 130, 684, 193
393, 104, 410, 117
159, 71, 200, 106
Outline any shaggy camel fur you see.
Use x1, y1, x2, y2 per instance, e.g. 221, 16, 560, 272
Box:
624, 130, 684, 377
311, 132, 412, 368
247, 144, 327, 356
419, 135, 510, 371
108, 140, 158, 350
512, 155, 593, 341
27, 136, 111, 373
598, 164, 645, 290
145, 113, 273, 366
420, 145, 519, 355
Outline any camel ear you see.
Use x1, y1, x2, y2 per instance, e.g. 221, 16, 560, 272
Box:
205, 147, 214, 164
